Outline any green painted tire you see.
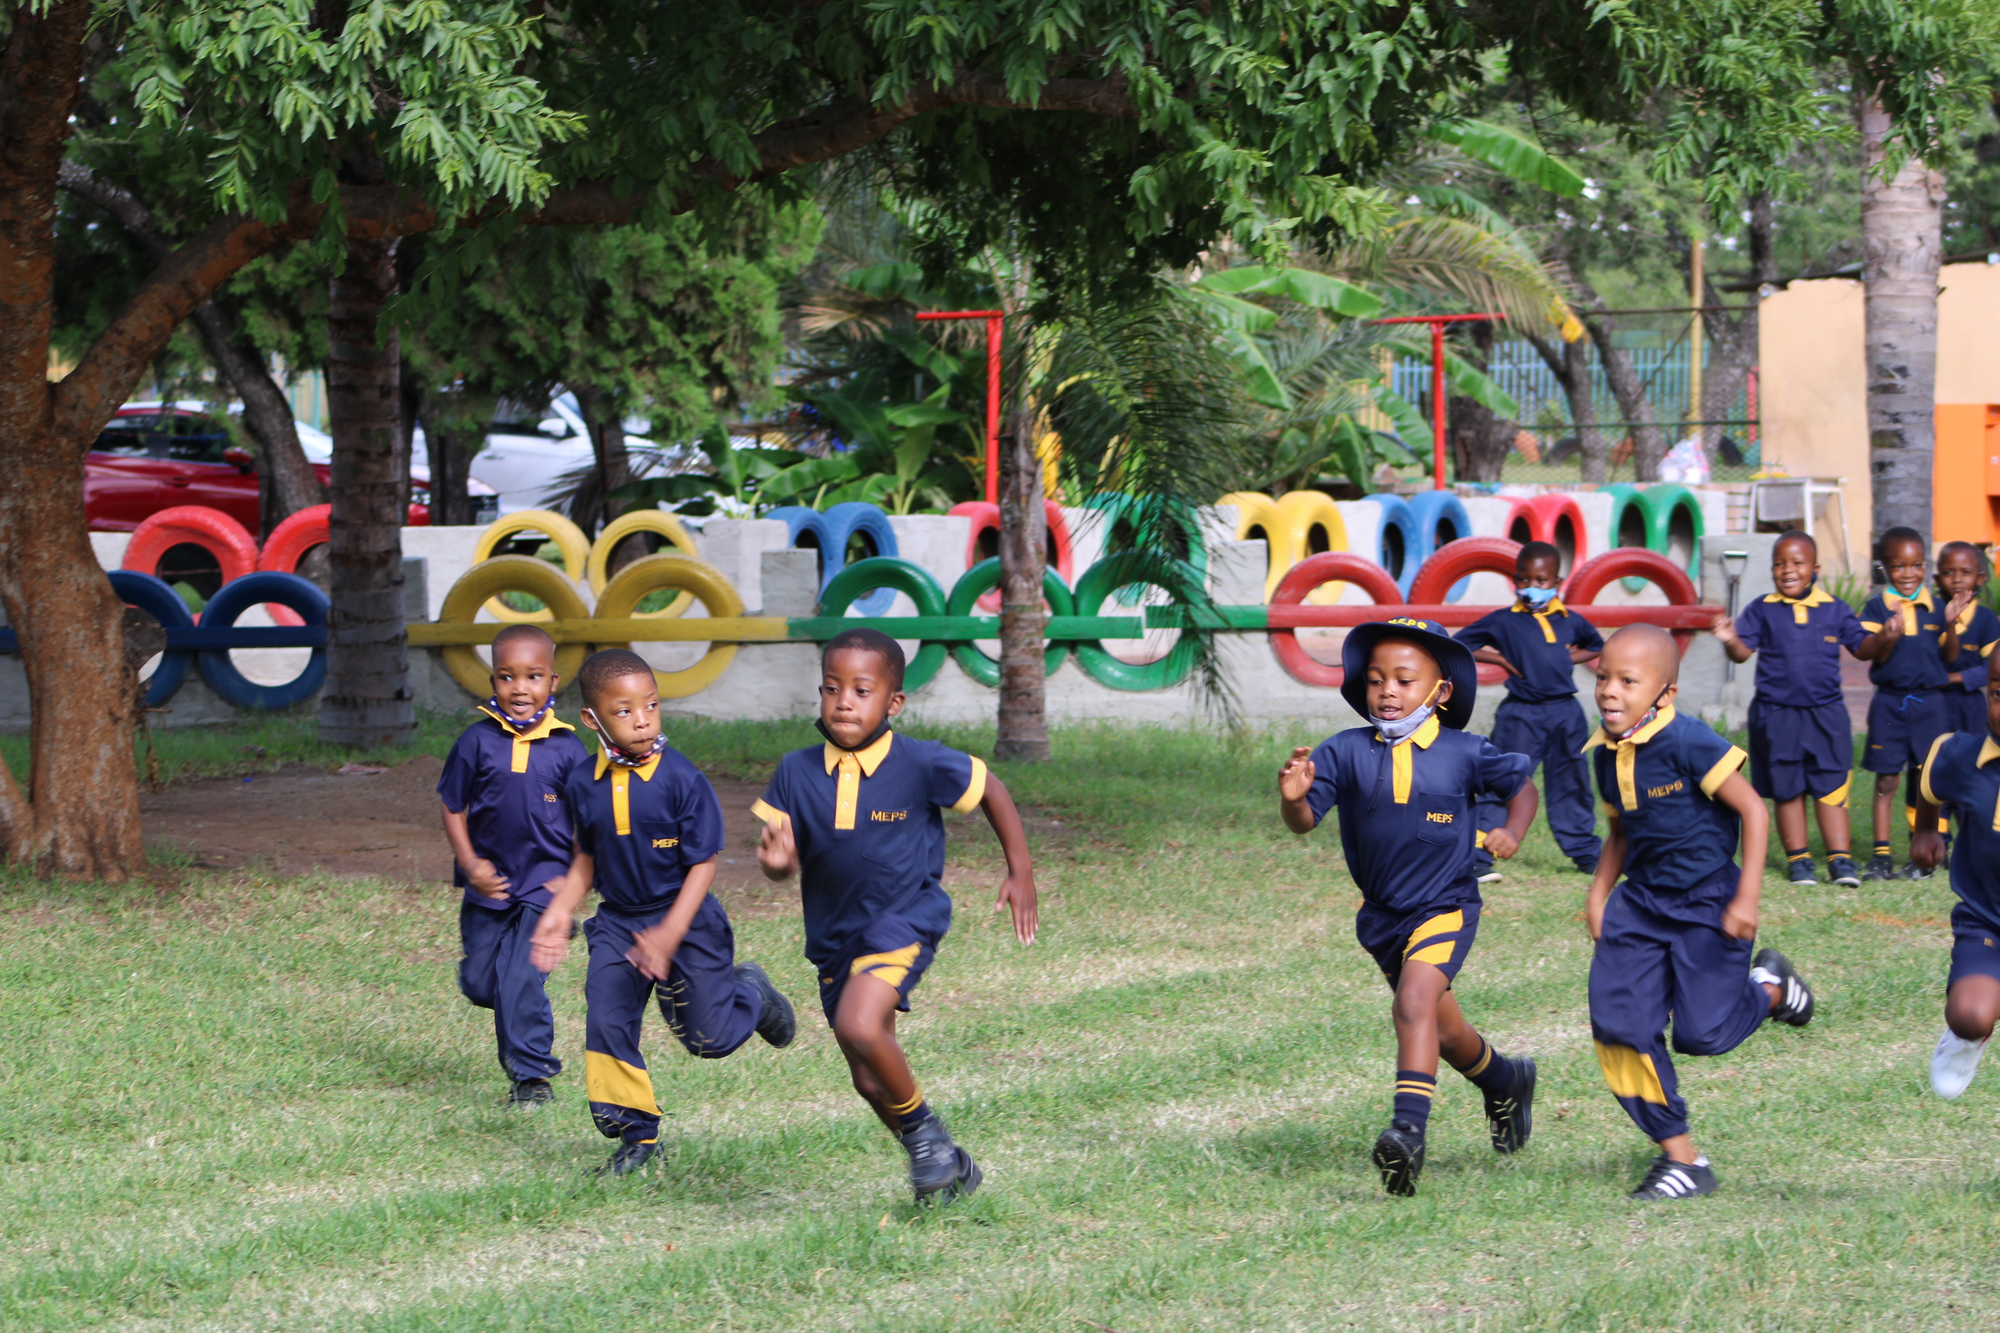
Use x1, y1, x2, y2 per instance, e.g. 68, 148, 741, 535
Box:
1597, 483, 1649, 592
1637, 483, 1706, 577
1071, 552, 1202, 692
1082, 493, 1209, 606
945, 558, 1076, 687
816, 557, 948, 692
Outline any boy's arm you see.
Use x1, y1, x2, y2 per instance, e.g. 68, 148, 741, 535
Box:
626, 857, 717, 980
1279, 746, 1319, 834
1711, 612, 1754, 664
1856, 600, 1901, 661
1941, 593, 1971, 663
979, 773, 1038, 945
1469, 646, 1523, 677
1715, 772, 1769, 941
1912, 735, 1953, 869
1483, 778, 1539, 860
1569, 617, 1605, 665
530, 847, 593, 973
1585, 813, 1625, 942
441, 804, 509, 898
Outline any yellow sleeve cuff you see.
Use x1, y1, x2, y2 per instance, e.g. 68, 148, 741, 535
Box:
1601, 800, 1620, 819
951, 757, 988, 814
1983, 642, 1997, 659
750, 798, 787, 827
1919, 734, 1951, 808
1699, 746, 1748, 798
1860, 620, 1883, 632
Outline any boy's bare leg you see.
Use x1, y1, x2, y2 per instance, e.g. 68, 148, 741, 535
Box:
1872, 771, 1898, 849
1392, 965, 1483, 1073
1946, 976, 2000, 1043
1774, 796, 1809, 856
831, 974, 914, 1132
1813, 799, 1851, 854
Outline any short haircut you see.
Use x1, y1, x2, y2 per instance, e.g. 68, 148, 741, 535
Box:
1876, 526, 1925, 562
822, 627, 906, 690
1938, 540, 1990, 577
1516, 540, 1561, 574
1771, 529, 1816, 557
577, 649, 655, 708
490, 623, 556, 661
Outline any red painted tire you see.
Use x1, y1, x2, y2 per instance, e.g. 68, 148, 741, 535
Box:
1269, 553, 1403, 687
123, 506, 259, 621
1502, 498, 1537, 546
1408, 537, 1521, 604
1563, 547, 1702, 653
256, 504, 331, 626
1523, 493, 1589, 571
950, 500, 1075, 611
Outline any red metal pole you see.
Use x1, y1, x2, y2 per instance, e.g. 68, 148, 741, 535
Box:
1430, 320, 1447, 490
914, 309, 1005, 505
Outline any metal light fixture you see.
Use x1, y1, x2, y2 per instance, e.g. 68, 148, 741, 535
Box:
1721, 550, 1749, 683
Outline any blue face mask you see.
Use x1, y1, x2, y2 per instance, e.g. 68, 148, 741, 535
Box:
1370, 679, 1445, 742
1519, 584, 1559, 609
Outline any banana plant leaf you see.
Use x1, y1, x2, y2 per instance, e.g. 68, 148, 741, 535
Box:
1426, 120, 1586, 199
1382, 339, 1521, 418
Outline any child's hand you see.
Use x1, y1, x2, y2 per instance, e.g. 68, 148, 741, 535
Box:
1485, 827, 1520, 860
1710, 613, 1737, 646
1278, 747, 1315, 803
1950, 671, 1964, 686
1720, 895, 1758, 941
997, 870, 1038, 945
625, 923, 683, 980
1584, 896, 1605, 943
1947, 590, 1976, 625
465, 857, 511, 899
757, 818, 798, 879
530, 909, 573, 973
1879, 605, 1906, 643
1912, 828, 1947, 870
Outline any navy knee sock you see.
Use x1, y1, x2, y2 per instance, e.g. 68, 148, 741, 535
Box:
1449, 1037, 1517, 1097
1392, 1070, 1436, 1129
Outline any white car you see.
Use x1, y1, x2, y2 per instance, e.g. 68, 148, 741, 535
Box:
470, 394, 667, 516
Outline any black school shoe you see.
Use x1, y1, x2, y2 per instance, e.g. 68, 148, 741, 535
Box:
597, 1140, 657, 1177
1572, 858, 1599, 877
1786, 857, 1817, 885
900, 1115, 982, 1203
1371, 1119, 1427, 1197
1827, 854, 1861, 887
1752, 947, 1815, 1027
1629, 1153, 1717, 1200
735, 962, 798, 1048
507, 1077, 554, 1108
1485, 1056, 1536, 1154
1902, 860, 1934, 880
1862, 853, 1897, 881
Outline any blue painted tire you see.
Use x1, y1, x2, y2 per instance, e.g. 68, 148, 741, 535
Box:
765, 506, 836, 588
109, 569, 195, 707
194, 571, 329, 710
1361, 495, 1425, 596
1405, 492, 1476, 601
817, 557, 949, 692
820, 503, 901, 614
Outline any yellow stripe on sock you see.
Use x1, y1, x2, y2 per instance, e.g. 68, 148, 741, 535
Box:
887, 1087, 924, 1116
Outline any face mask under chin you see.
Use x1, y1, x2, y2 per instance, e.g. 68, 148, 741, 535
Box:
1370, 679, 1445, 742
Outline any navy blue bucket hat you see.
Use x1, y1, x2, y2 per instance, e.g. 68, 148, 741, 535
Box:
1340, 616, 1478, 730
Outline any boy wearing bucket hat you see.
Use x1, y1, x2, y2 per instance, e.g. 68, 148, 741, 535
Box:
1280, 617, 1541, 1197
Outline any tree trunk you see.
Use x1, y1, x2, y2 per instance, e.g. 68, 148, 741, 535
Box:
569, 383, 632, 536
1695, 191, 1772, 469
1445, 395, 1517, 482
1860, 95, 1944, 549
1523, 330, 1607, 483
319, 235, 415, 745
423, 412, 479, 526
994, 323, 1048, 762
1578, 307, 1669, 481
198, 298, 325, 537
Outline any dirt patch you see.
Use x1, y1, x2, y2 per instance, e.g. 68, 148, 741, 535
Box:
139, 757, 786, 905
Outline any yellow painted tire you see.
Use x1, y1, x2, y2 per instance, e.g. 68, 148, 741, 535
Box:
471, 510, 592, 622
593, 555, 745, 699
586, 511, 702, 618
1270, 491, 1351, 603
436, 555, 592, 698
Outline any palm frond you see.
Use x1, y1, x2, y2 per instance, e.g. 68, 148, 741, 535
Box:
1313, 214, 1574, 334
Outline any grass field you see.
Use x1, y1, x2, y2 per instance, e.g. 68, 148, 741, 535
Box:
3, 717, 1996, 1331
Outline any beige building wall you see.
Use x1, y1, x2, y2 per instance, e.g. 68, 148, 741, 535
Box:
1760, 261, 2000, 551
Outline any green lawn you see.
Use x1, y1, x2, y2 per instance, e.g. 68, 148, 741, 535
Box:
2, 718, 1994, 1331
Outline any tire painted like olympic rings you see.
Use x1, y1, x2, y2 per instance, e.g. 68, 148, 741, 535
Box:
194, 571, 330, 710
436, 555, 592, 697
1267, 553, 1402, 688
945, 558, 1076, 687
586, 510, 701, 619
470, 510, 592, 622
1563, 547, 1701, 655
109, 569, 195, 707
592, 555, 745, 699
817, 558, 949, 692
1071, 553, 1203, 691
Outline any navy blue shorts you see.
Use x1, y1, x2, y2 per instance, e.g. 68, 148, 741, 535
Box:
1748, 700, 1853, 804
1948, 903, 2000, 989
1865, 689, 1948, 774
1356, 897, 1482, 990
815, 914, 944, 1023
1945, 688, 1987, 735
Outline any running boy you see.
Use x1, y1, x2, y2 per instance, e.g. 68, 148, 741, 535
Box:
1711, 530, 1869, 887
1584, 625, 1815, 1200
438, 625, 590, 1107
530, 650, 796, 1177
1910, 675, 2000, 1098
1856, 527, 1971, 880
1937, 541, 1999, 737
1279, 617, 1541, 1197
1456, 539, 1604, 878
754, 628, 1037, 1203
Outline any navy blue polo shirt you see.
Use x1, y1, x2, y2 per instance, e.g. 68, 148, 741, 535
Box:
1301, 718, 1533, 913
1732, 584, 1867, 708
1946, 602, 2000, 688
752, 731, 985, 974
1455, 599, 1603, 703
564, 744, 726, 920
1585, 707, 1746, 893
1921, 731, 2000, 928
1862, 588, 1950, 691
437, 708, 589, 910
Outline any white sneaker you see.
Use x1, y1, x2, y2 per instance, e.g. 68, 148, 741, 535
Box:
1930, 1030, 1989, 1099
1477, 871, 1503, 884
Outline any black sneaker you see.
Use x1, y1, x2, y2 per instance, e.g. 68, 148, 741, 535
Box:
1786, 857, 1816, 885
1371, 1118, 1427, 1197
1485, 1056, 1536, 1154
1572, 858, 1599, 877
900, 1114, 981, 1202
1862, 854, 1897, 881
1629, 1153, 1717, 1200
1827, 854, 1861, 887
1902, 860, 1933, 880
1751, 947, 1815, 1027
507, 1077, 554, 1108
736, 962, 797, 1048
597, 1140, 657, 1177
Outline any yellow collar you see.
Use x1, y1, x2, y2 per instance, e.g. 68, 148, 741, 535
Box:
594, 749, 661, 782
1980, 737, 2000, 768
1584, 703, 1677, 752
823, 729, 895, 777
1764, 585, 1833, 609
1511, 596, 1567, 616
1375, 713, 1442, 750
1886, 586, 1935, 611
477, 705, 574, 743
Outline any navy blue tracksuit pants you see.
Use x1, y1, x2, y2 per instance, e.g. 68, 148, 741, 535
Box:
1587, 867, 1772, 1142
583, 896, 763, 1145
1476, 696, 1601, 868
459, 899, 561, 1082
